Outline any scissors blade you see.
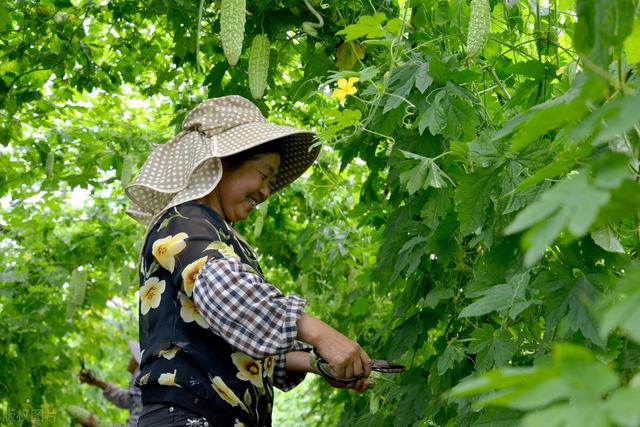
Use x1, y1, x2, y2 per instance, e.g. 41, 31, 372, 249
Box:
371, 359, 406, 373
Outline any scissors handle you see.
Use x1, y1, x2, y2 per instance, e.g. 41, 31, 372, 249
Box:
310, 351, 406, 385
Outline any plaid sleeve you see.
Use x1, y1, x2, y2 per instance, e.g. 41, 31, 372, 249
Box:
273, 341, 312, 391
193, 257, 307, 359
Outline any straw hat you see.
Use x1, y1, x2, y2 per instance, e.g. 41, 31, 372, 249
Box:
125, 95, 319, 225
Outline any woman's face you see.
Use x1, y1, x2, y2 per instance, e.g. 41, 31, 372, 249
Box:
214, 152, 280, 222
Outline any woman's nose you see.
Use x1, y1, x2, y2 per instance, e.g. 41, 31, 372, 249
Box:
258, 183, 271, 200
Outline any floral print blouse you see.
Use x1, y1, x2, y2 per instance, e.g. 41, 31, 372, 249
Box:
137, 201, 308, 426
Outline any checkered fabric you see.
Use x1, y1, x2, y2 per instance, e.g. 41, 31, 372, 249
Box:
193, 257, 311, 390
193, 257, 306, 359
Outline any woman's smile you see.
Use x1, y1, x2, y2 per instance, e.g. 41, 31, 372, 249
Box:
209, 153, 281, 222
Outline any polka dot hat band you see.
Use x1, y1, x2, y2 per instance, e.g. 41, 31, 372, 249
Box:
125, 95, 319, 226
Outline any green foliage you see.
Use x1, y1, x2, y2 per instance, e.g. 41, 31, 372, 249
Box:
1, 0, 640, 426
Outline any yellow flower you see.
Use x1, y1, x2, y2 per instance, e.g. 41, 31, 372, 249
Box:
332, 77, 359, 102
181, 256, 208, 297
211, 376, 248, 411
140, 277, 166, 315
158, 369, 181, 387
152, 232, 188, 272
234, 420, 246, 427
263, 356, 274, 378
159, 347, 179, 360
179, 293, 209, 328
231, 352, 263, 389
205, 241, 239, 259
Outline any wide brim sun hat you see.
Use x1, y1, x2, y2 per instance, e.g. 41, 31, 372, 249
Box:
125, 95, 319, 226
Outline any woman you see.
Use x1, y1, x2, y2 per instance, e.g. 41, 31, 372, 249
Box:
125, 95, 371, 426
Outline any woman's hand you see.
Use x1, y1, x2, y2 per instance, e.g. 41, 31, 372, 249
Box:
285, 350, 370, 392
296, 313, 372, 382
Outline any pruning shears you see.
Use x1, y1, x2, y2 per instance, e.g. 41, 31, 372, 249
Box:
310, 350, 406, 385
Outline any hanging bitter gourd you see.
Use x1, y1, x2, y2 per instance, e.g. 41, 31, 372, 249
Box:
120, 153, 134, 188
466, 0, 491, 57
220, 0, 246, 67
66, 269, 87, 320
45, 150, 55, 178
248, 34, 270, 99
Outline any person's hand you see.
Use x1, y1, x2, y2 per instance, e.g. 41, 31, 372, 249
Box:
297, 314, 372, 382
322, 376, 370, 393
314, 329, 371, 381
78, 369, 98, 386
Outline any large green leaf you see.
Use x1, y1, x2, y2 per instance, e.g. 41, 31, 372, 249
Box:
505, 171, 611, 265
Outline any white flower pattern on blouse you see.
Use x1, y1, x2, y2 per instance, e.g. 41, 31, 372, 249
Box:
231, 352, 263, 389
140, 277, 165, 315
210, 376, 249, 412
158, 369, 180, 387
152, 232, 188, 272
159, 347, 180, 360
181, 256, 208, 296
178, 293, 209, 328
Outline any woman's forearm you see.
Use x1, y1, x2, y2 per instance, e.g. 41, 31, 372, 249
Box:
285, 351, 317, 374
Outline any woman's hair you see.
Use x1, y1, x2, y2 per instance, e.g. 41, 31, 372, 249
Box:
222, 138, 284, 170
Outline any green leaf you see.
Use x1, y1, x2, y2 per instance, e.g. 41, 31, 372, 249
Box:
600, 263, 640, 344
506, 60, 549, 80
451, 367, 555, 397
521, 402, 608, 427
571, 285, 605, 346
443, 93, 481, 140
387, 317, 422, 360
423, 286, 454, 309
460, 284, 513, 317
0, 2, 8, 29
590, 226, 625, 253
336, 13, 387, 41
468, 325, 516, 370
414, 63, 433, 93
384, 17, 403, 35
569, 94, 640, 145
398, 150, 453, 194
460, 272, 534, 319
624, 18, 640, 63
515, 158, 575, 191
437, 341, 465, 375
505, 171, 610, 265
384, 77, 414, 113
418, 91, 446, 135
473, 407, 523, 427
553, 343, 619, 394
455, 168, 500, 236
468, 134, 505, 167
575, 0, 636, 65
358, 65, 380, 82
604, 387, 640, 427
